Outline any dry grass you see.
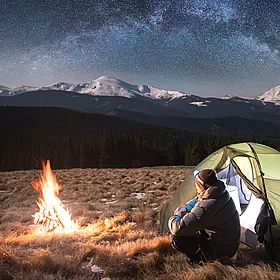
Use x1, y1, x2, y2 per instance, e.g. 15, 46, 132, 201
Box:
0, 167, 280, 280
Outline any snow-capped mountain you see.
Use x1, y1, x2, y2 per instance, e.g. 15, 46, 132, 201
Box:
41, 82, 76, 92
256, 85, 280, 105
0, 85, 10, 95
0, 76, 280, 106
63, 76, 188, 100
0, 85, 39, 96
0, 76, 192, 100
1, 76, 280, 142
71, 76, 144, 98
1, 76, 280, 133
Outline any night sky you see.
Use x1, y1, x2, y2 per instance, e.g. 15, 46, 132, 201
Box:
1, 0, 280, 96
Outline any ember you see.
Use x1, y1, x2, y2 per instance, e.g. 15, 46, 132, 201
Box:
32, 160, 77, 232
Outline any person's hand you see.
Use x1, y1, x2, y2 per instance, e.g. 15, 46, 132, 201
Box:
174, 207, 187, 218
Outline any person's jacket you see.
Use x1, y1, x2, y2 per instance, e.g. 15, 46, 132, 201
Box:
168, 180, 240, 258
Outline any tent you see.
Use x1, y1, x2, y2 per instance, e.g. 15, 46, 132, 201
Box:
160, 142, 280, 258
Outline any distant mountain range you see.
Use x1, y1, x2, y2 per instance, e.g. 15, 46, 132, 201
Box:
1, 75, 280, 103
0, 76, 188, 100
0, 76, 280, 139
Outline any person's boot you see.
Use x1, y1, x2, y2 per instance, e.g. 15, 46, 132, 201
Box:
190, 247, 208, 264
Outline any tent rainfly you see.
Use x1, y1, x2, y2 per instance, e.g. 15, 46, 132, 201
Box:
160, 142, 280, 259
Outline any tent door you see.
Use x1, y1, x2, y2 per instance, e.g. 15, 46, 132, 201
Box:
239, 193, 264, 247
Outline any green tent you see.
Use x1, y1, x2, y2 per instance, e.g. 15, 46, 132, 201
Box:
160, 142, 280, 257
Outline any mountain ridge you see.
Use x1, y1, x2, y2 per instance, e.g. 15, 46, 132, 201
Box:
1, 76, 280, 140
0, 76, 189, 101
1, 75, 279, 104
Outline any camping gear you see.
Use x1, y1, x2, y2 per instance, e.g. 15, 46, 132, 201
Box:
160, 142, 280, 259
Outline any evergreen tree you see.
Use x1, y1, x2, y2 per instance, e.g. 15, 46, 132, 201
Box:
98, 133, 114, 167
166, 137, 183, 165
188, 136, 207, 165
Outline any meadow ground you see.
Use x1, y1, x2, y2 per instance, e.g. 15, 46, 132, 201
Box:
0, 166, 279, 280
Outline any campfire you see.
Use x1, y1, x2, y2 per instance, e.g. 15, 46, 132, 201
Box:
32, 160, 78, 232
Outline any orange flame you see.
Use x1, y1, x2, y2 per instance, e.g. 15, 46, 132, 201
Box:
32, 160, 77, 232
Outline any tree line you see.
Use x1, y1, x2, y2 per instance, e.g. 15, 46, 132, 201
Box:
0, 107, 279, 171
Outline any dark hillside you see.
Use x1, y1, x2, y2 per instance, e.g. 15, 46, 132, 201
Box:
0, 107, 278, 171
110, 109, 280, 140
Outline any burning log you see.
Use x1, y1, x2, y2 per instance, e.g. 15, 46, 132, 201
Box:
32, 160, 77, 232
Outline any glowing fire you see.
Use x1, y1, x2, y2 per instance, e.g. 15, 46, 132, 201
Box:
32, 160, 77, 232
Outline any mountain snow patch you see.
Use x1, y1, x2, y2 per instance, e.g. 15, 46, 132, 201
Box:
189, 101, 209, 107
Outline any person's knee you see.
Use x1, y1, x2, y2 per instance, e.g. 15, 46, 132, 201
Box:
170, 234, 200, 255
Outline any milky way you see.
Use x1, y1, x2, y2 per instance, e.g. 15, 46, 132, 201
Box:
1, 0, 280, 96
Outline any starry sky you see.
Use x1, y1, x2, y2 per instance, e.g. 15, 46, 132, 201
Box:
1, 0, 280, 97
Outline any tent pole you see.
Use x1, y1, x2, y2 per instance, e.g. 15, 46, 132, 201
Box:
248, 143, 276, 262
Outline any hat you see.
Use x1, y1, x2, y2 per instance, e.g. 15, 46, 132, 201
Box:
197, 169, 217, 187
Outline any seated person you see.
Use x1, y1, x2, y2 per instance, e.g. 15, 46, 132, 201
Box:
168, 169, 240, 262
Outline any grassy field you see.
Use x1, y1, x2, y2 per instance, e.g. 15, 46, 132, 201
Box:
0, 166, 279, 280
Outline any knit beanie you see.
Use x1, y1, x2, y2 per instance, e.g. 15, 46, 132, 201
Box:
197, 169, 217, 187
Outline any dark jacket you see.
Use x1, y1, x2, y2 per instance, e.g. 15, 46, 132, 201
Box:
168, 180, 240, 258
